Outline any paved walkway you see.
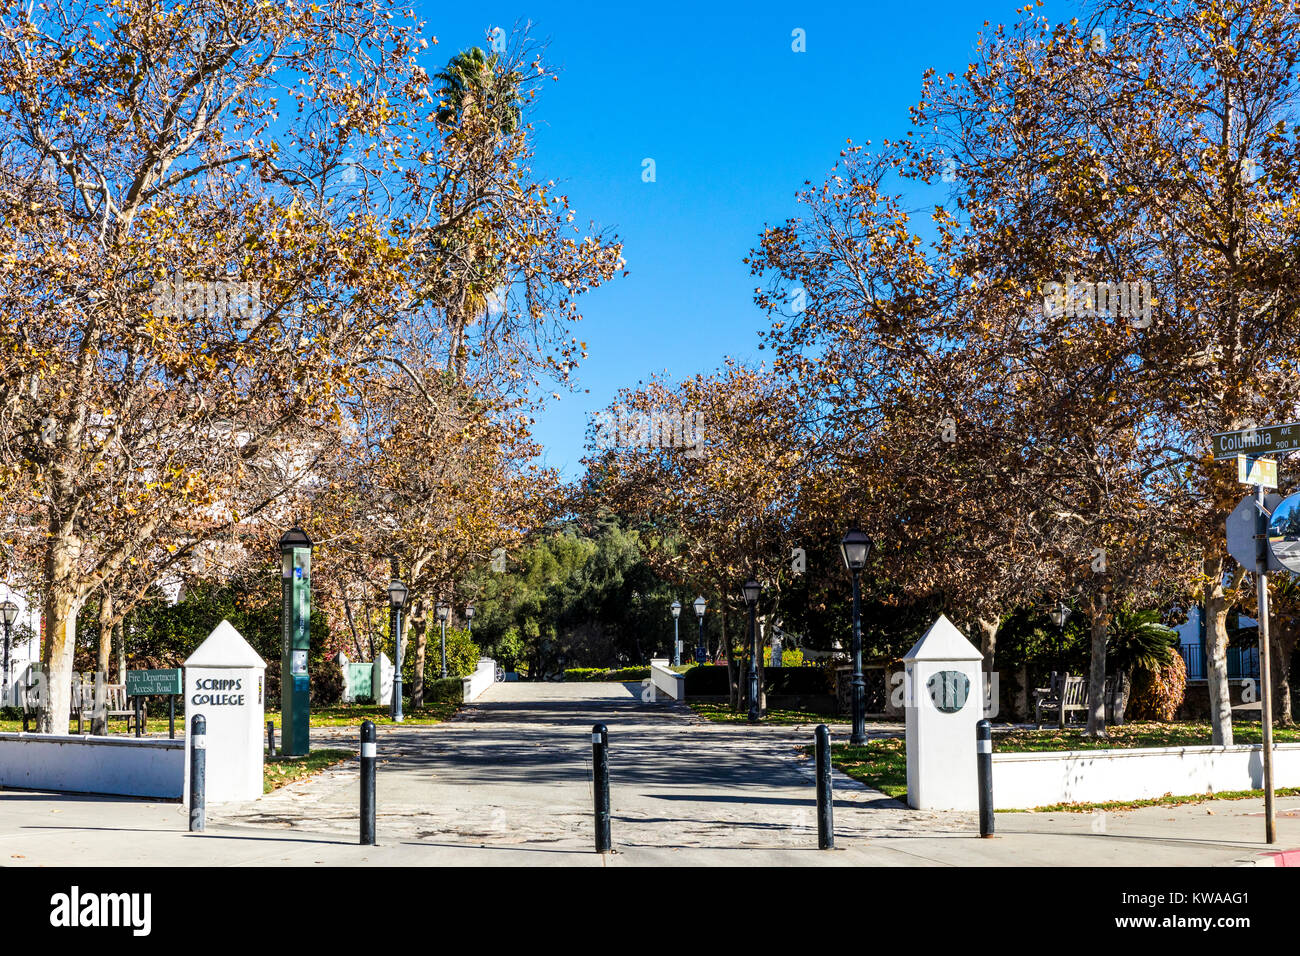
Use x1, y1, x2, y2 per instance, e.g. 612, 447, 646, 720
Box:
0, 681, 1296, 865
213, 681, 946, 851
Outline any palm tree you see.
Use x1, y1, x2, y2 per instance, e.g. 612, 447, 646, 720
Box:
434, 48, 522, 136
429, 48, 524, 381
1107, 606, 1178, 722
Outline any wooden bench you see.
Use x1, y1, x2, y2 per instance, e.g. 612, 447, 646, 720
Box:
1034, 673, 1124, 729
73, 683, 139, 734
1033, 672, 1089, 729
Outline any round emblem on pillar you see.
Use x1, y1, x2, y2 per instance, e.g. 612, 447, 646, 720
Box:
927, 670, 970, 713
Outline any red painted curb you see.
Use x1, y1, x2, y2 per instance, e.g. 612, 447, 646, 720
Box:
1265, 848, 1300, 867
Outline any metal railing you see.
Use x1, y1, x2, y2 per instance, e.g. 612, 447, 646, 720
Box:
1178, 643, 1259, 682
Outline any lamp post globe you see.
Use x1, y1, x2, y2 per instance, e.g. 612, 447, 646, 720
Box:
742, 580, 761, 722
0, 599, 16, 700
1050, 603, 1072, 672
840, 525, 871, 745
387, 579, 408, 722
670, 601, 681, 666
465, 604, 475, 641
693, 596, 707, 663
436, 602, 450, 679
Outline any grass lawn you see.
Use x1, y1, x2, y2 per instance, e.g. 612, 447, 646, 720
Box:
824, 738, 908, 799
689, 702, 880, 725
993, 720, 1300, 752
821, 721, 1300, 811
286, 702, 460, 727
263, 748, 354, 794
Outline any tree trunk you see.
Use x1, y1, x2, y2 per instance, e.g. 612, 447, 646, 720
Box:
723, 604, 740, 711
1272, 620, 1297, 727
411, 600, 429, 709
92, 591, 113, 734
977, 614, 999, 716
977, 615, 999, 674
40, 527, 84, 734
115, 619, 126, 682
40, 586, 81, 735
1085, 592, 1110, 738
96, 591, 113, 677
1204, 561, 1235, 746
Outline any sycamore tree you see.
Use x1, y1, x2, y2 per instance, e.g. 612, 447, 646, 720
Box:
582, 361, 811, 710
0, 2, 623, 731
897, 0, 1300, 737
749, 4, 1261, 735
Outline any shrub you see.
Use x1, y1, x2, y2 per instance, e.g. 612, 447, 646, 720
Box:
763, 648, 806, 667
494, 627, 525, 672
411, 626, 480, 688
263, 661, 281, 711
311, 660, 345, 706
1127, 651, 1187, 722
563, 666, 650, 682
423, 677, 464, 705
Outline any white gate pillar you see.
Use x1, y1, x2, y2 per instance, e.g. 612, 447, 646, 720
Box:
903, 615, 984, 810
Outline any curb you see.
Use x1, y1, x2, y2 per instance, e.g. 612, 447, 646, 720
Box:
1234, 847, 1300, 867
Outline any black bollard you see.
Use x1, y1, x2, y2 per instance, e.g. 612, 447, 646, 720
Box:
135, 697, 144, 737
189, 714, 206, 833
815, 723, 835, 849
360, 720, 377, 845
592, 723, 611, 853
267, 720, 276, 757
977, 718, 994, 837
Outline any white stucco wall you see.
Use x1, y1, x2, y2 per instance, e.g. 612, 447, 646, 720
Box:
461, 658, 496, 702
0, 734, 184, 799
649, 659, 686, 700
992, 742, 1300, 808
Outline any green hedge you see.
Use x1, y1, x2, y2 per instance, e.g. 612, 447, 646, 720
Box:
563, 667, 651, 682
423, 677, 464, 704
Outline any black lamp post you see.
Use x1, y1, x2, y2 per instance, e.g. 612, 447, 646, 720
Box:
1, 600, 17, 705
670, 600, 681, 666
840, 525, 871, 745
1050, 602, 1072, 673
436, 602, 450, 678
693, 596, 707, 664
465, 604, 475, 644
387, 579, 408, 722
742, 579, 761, 723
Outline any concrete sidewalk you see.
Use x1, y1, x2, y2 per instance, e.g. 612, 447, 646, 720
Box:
0, 681, 1293, 866
0, 788, 1290, 866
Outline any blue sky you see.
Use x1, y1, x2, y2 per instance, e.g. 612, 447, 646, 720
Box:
416, 0, 1069, 478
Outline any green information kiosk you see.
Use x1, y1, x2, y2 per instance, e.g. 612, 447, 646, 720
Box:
279, 527, 312, 756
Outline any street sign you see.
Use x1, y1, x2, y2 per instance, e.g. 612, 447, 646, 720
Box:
1227, 494, 1285, 571
1212, 422, 1300, 459
1268, 493, 1300, 574
1238, 454, 1278, 488
125, 668, 182, 696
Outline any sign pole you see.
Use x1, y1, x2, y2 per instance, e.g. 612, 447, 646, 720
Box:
1255, 484, 1277, 843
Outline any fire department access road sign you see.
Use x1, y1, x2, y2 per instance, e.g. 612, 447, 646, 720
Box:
1212, 422, 1300, 460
